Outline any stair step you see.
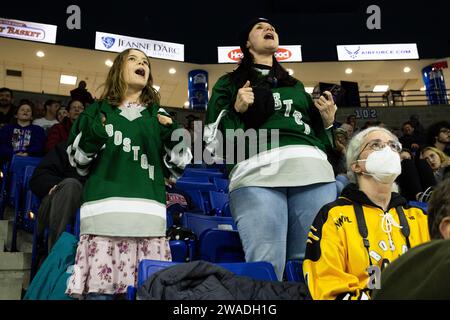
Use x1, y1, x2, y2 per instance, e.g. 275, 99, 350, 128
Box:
0, 271, 26, 300
0, 220, 9, 243
0, 252, 31, 270
1, 219, 34, 252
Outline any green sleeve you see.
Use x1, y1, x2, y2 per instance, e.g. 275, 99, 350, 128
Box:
206, 75, 244, 132
66, 101, 109, 175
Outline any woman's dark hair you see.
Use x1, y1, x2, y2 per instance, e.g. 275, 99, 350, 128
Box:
229, 52, 297, 89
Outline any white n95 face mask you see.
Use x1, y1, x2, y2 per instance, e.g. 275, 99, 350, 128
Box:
358, 146, 402, 184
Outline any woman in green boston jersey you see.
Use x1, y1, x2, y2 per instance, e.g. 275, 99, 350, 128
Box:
65, 49, 191, 299
205, 18, 338, 280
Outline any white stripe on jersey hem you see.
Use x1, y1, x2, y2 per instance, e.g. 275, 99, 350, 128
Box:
229, 145, 328, 184
81, 197, 166, 219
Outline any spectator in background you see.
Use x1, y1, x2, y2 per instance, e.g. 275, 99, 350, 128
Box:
427, 121, 450, 156
30, 141, 86, 252
361, 120, 384, 130
409, 114, 425, 136
339, 123, 354, 139
33, 101, 46, 120
399, 121, 426, 154
45, 100, 85, 152
33, 100, 60, 133
421, 146, 450, 184
346, 114, 359, 133
0, 100, 46, 165
56, 106, 68, 123
397, 148, 437, 202
70, 81, 94, 106
0, 87, 16, 129
328, 127, 350, 195
303, 127, 430, 300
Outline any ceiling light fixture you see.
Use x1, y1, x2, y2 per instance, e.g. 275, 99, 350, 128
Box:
373, 85, 389, 93
60, 75, 78, 85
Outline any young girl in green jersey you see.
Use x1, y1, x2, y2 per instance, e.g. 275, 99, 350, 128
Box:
65, 48, 191, 299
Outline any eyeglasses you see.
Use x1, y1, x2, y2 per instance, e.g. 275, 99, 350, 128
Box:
358, 139, 402, 158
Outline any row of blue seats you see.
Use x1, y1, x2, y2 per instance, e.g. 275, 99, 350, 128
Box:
126, 259, 305, 299
0, 155, 43, 252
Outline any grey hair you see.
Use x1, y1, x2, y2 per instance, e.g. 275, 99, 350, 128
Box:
346, 126, 400, 184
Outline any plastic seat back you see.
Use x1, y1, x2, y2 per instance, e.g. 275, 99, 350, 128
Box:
182, 212, 237, 237
408, 201, 428, 213
198, 229, 245, 263
137, 260, 277, 288
285, 260, 305, 283
208, 191, 229, 215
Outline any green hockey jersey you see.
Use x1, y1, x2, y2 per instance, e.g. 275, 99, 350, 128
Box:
67, 100, 191, 237
205, 71, 335, 192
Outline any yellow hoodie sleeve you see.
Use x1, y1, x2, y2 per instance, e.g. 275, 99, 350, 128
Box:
303, 205, 370, 300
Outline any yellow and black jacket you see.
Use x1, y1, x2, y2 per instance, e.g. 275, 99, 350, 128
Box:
303, 184, 430, 300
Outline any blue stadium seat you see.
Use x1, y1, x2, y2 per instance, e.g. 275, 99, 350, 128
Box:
222, 202, 232, 217
74, 208, 80, 239
0, 161, 10, 219
137, 260, 277, 286
127, 259, 278, 299
7, 155, 42, 208
182, 189, 207, 213
175, 178, 218, 212
0, 155, 42, 219
11, 164, 40, 251
22, 166, 40, 232
169, 240, 189, 262
183, 168, 225, 179
208, 191, 229, 216
212, 177, 229, 193
408, 201, 428, 212
182, 212, 237, 238
285, 260, 305, 283
198, 229, 245, 263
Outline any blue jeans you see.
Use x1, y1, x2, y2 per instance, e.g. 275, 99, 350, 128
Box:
229, 182, 337, 280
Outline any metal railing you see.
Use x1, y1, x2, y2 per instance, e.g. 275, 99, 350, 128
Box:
359, 89, 450, 107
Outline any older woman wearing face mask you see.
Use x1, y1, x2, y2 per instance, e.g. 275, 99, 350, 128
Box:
303, 127, 430, 300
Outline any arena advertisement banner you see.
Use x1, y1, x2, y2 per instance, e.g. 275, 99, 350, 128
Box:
95, 31, 184, 62
0, 18, 57, 44
337, 43, 419, 61
217, 45, 302, 63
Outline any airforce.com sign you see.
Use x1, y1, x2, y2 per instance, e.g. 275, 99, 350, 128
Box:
95, 31, 184, 62
337, 43, 419, 61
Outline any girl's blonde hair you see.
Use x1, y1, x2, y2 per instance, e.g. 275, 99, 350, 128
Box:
421, 146, 449, 165
100, 48, 160, 107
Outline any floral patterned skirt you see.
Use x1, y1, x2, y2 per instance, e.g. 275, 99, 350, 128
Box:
65, 235, 171, 298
